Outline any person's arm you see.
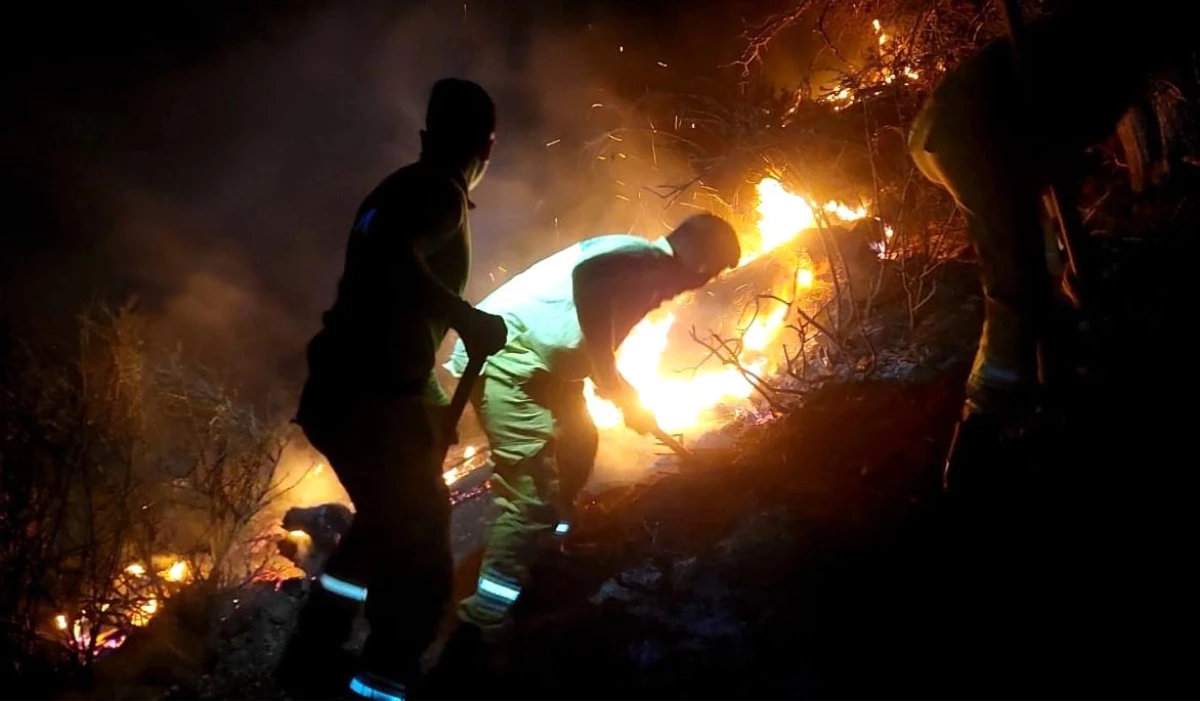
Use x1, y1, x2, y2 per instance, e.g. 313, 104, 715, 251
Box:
382, 178, 475, 329
373, 177, 506, 358
573, 249, 665, 403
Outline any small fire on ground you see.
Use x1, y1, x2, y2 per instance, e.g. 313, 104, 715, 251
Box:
53, 557, 192, 657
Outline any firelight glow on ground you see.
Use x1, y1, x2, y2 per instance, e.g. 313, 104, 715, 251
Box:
583, 176, 866, 434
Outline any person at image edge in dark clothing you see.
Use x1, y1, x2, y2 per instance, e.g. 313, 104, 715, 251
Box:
907, 0, 1191, 491
274, 77, 508, 701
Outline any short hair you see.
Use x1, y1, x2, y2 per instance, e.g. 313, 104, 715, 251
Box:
425, 78, 496, 147
668, 214, 741, 272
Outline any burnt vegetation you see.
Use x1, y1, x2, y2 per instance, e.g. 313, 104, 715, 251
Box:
3, 0, 1199, 698
1, 305, 309, 695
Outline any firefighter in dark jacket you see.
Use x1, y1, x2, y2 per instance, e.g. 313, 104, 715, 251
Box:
432, 214, 741, 680
275, 78, 509, 701
907, 0, 1190, 489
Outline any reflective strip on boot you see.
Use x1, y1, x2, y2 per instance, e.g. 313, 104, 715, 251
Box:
349, 672, 405, 701
319, 573, 368, 602
970, 360, 1023, 388
554, 521, 570, 536
475, 571, 522, 613
966, 358, 1034, 416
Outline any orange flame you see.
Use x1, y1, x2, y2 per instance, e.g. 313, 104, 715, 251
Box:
585, 177, 866, 433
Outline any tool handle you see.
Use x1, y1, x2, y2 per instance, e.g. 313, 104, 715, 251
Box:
651, 426, 694, 460
445, 355, 485, 446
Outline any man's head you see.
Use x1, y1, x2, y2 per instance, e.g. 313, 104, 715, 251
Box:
666, 214, 742, 289
420, 78, 496, 191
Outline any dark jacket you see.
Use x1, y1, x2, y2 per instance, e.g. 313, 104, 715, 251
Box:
303, 159, 471, 410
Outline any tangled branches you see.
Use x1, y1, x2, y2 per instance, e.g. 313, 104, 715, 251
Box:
1, 304, 303, 686
731, 0, 820, 79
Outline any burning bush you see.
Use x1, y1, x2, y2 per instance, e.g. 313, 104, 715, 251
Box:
0, 304, 310, 689
563, 0, 1195, 456
528, 1, 1022, 446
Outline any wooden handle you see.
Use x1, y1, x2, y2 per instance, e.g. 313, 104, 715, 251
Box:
652, 427, 694, 460
445, 355, 485, 445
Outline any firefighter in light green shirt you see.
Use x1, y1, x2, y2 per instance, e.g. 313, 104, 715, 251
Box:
436, 215, 741, 666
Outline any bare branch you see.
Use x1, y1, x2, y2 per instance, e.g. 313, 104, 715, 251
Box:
729, 0, 818, 78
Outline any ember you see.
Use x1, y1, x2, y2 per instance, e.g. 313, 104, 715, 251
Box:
443, 443, 490, 487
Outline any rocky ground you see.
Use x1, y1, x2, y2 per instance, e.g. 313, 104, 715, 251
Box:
77, 168, 1200, 700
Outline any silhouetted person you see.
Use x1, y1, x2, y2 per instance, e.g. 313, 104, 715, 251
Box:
429, 215, 742, 690
275, 78, 507, 700
908, 0, 1191, 490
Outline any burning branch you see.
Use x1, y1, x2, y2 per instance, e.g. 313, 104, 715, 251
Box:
762, 294, 844, 355
686, 327, 788, 412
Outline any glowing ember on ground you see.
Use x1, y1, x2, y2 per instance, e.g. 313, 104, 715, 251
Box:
163, 560, 188, 582
130, 598, 158, 627
53, 556, 198, 657
584, 176, 866, 434
443, 444, 488, 487
65, 618, 126, 656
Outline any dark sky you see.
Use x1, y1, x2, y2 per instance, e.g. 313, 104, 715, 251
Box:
1, 0, 787, 395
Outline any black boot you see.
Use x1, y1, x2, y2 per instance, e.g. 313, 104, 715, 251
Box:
944, 409, 1001, 495
349, 628, 428, 701
942, 405, 1035, 500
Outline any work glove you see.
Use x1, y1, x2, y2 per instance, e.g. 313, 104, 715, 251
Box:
458, 307, 508, 359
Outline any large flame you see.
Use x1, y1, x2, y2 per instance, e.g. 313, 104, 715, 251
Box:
585, 176, 866, 433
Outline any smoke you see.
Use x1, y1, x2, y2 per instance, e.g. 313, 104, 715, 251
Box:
22, 2, 678, 399
3, 0, 771, 489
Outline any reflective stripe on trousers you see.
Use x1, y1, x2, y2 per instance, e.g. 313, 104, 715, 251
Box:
474, 570, 523, 614
320, 573, 368, 602
349, 672, 406, 701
